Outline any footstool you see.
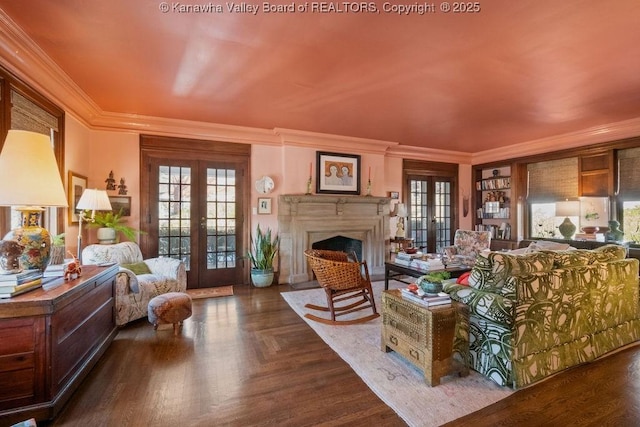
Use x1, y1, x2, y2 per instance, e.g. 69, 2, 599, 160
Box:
148, 292, 192, 335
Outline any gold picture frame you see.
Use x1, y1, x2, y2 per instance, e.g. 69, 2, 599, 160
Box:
68, 171, 87, 225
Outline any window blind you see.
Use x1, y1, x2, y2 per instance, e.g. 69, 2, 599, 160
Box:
618, 147, 640, 199
10, 90, 59, 135
527, 157, 578, 202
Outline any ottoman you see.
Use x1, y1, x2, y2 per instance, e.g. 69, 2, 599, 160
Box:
148, 292, 192, 335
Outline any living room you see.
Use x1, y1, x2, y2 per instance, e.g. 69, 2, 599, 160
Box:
1, 2, 640, 426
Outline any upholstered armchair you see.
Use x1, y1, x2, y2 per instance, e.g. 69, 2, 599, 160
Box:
82, 242, 187, 326
443, 229, 492, 265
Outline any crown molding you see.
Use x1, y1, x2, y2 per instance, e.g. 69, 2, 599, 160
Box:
274, 128, 398, 154
387, 144, 473, 165
0, 10, 102, 127
471, 116, 640, 165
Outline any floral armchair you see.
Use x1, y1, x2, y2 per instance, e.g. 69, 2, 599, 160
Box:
82, 242, 187, 326
443, 229, 492, 266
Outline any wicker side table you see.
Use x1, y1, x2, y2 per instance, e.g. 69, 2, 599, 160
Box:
381, 289, 470, 386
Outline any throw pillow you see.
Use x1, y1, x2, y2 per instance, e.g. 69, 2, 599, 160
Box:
121, 261, 152, 275
456, 271, 470, 286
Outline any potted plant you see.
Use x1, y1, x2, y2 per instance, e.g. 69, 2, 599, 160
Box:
248, 225, 279, 287
417, 271, 451, 294
86, 208, 142, 244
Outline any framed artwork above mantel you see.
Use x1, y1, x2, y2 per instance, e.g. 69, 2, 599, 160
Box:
316, 151, 361, 195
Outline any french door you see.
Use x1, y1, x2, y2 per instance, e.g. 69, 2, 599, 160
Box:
407, 175, 455, 254
140, 136, 249, 288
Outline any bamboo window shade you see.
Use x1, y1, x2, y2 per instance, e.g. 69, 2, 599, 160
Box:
10, 91, 59, 135
527, 157, 579, 202
618, 147, 640, 199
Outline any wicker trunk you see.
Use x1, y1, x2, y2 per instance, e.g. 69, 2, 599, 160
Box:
381, 289, 469, 386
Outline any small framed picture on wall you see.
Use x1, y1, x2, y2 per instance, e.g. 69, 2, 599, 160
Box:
257, 197, 272, 215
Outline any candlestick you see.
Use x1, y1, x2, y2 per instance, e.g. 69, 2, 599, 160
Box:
368, 166, 371, 181
305, 176, 312, 195
309, 162, 312, 177
366, 179, 372, 196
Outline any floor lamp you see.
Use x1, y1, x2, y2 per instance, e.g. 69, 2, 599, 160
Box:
76, 189, 112, 263
0, 130, 68, 271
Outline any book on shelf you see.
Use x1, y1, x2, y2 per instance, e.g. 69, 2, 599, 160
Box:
0, 277, 43, 298
400, 289, 451, 307
0, 269, 42, 285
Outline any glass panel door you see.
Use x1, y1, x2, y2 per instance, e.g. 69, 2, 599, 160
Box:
408, 175, 454, 253
150, 159, 243, 288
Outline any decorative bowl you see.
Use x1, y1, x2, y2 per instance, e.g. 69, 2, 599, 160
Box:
581, 226, 600, 234
419, 281, 443, 294
405, 247, 418, 254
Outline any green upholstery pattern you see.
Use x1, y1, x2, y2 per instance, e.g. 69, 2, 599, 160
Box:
444, 244, 640, 389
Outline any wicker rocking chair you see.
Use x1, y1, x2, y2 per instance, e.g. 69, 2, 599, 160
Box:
303, 249, 379, 325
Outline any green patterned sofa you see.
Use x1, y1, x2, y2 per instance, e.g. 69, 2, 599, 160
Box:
444, 244, 640, 389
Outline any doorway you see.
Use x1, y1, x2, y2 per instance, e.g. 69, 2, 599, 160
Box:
140, 136, 250, 288
403, 160, 458, 254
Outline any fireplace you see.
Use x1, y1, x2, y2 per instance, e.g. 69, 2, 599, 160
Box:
277, 195, 391, 284
312, 235, 363, 261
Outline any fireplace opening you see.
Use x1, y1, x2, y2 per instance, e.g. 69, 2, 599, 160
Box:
312, 235, 363, 261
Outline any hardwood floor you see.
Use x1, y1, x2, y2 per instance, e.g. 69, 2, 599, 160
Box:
42, 283, 640, 427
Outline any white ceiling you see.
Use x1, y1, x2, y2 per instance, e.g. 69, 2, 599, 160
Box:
1, 0, 640, 153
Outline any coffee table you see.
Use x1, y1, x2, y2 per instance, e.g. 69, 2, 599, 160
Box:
384, 261, 471, 290
381, 289, 470, 386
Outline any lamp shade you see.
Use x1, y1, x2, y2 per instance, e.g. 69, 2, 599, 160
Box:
396, 203, 407, 217
556, 200, 580, 217
76, 189, 112, 212
0, 130, 67, 207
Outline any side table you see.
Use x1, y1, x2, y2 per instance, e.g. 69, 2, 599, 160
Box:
381, 289, 470, 386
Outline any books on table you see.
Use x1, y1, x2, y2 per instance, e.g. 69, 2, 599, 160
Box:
0, 269, 42, 285
400, 288, 451, 307
0, 277, 44, 298
43, 260, 73, 277
394, 256, 445, 271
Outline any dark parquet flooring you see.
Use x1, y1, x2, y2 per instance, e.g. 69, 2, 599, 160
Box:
42, 283, 640, 427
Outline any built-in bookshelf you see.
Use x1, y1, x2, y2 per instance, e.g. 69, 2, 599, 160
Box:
473, 164, 517, 250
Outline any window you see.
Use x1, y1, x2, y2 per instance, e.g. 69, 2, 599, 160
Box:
527, 157, 578, 238
617, 147, 640, 244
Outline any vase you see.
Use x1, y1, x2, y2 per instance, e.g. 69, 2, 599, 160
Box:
251, 268, 274, 287
97, 227, 117, 244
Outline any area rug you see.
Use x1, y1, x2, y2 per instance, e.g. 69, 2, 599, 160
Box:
281, 281, 514, 427
187, 285, 234, 299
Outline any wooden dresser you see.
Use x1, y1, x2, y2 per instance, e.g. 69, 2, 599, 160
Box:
0, 264, 118, 425
381, 289, 469, 386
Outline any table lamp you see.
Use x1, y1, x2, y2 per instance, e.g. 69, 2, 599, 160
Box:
556, 200, 580, 239
0, 130, 68, 271
395, 203, 408, 238
76, 189, 112, 263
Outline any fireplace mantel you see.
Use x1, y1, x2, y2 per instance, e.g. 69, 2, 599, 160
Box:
278, 194, 391, 284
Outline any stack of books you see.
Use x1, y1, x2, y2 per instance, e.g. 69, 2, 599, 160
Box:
43, 260, 72, 278
0, 269, 44, 298
394, 251, 423, 267
412, 258, 445, 271
400, 288, 451, 307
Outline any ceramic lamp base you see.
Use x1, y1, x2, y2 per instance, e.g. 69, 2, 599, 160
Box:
4, 209, 51, 271
558, 217, 577, 240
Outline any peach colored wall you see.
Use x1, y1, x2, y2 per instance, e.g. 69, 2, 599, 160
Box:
62, 118, 471, 257
64, 115, 140, 255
